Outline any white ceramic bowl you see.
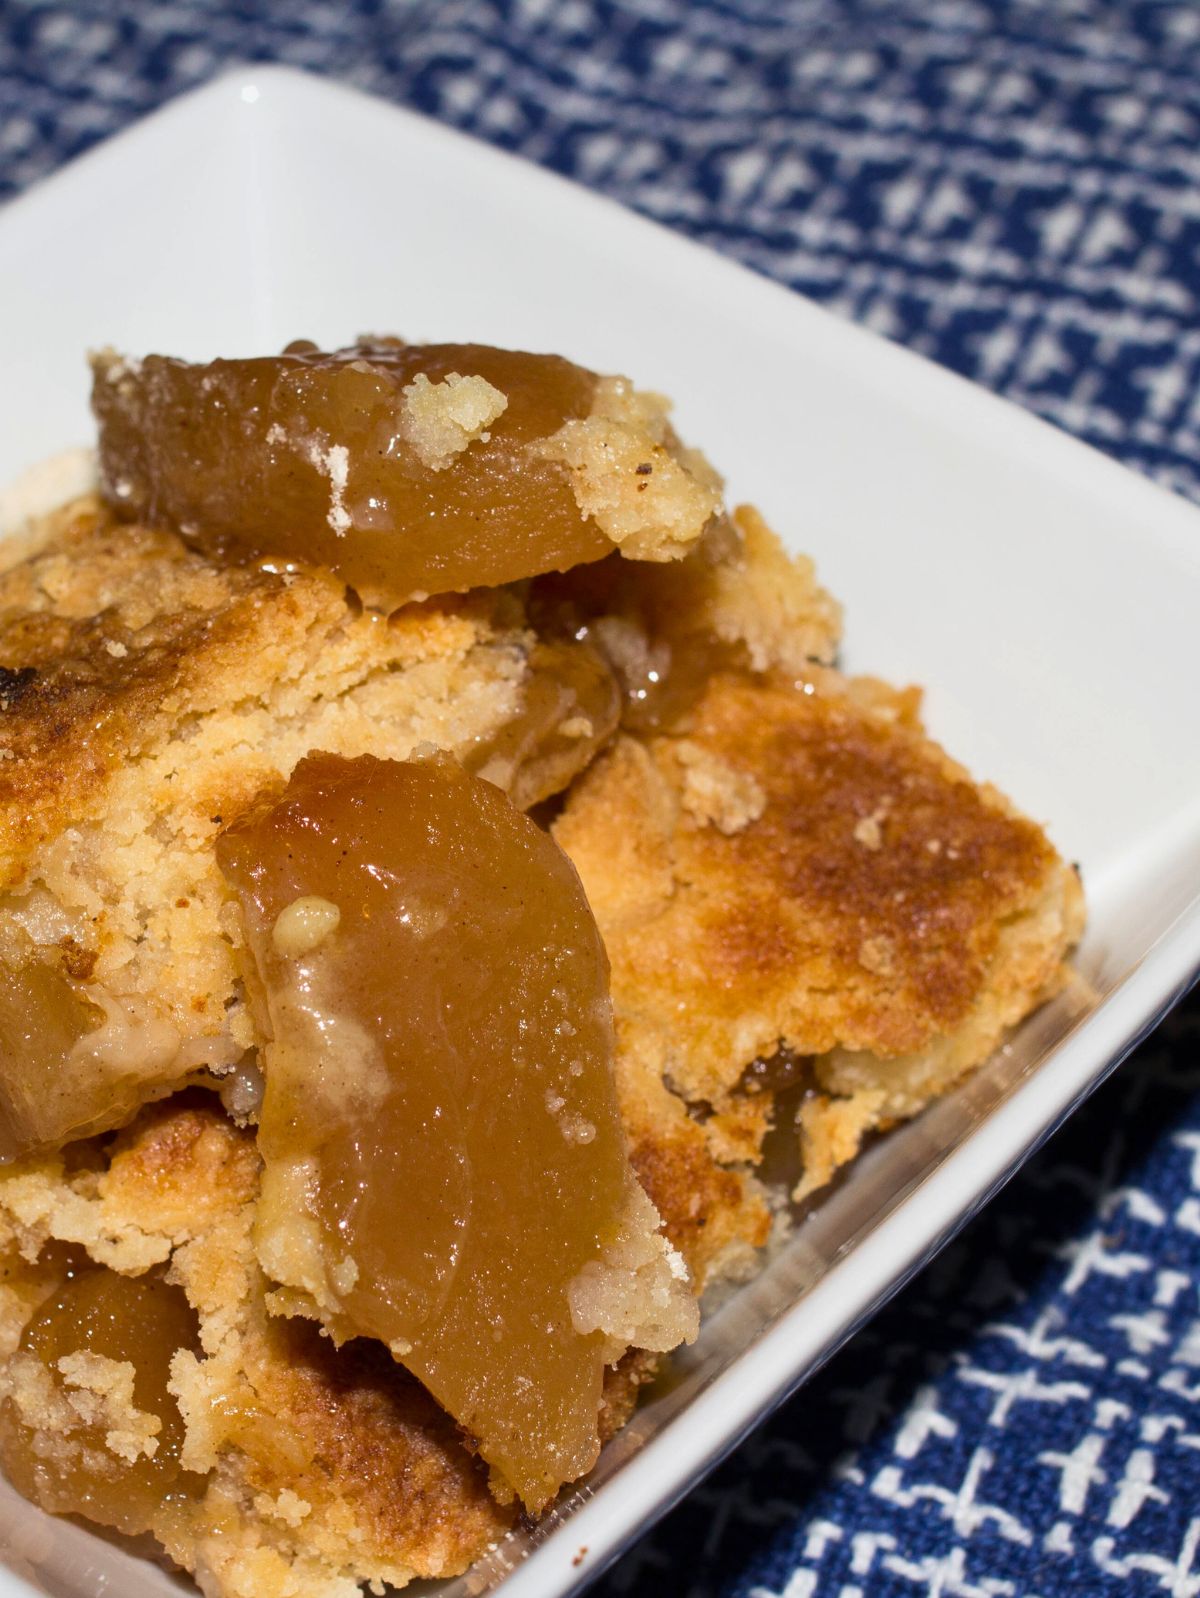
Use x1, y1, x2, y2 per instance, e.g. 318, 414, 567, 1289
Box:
0, 66, 1197, 1598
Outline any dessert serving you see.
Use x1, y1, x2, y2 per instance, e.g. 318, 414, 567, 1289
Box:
0, 339, 1083, 1598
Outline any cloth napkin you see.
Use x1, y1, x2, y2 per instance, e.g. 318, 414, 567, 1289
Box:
2, 3, 1198, 1594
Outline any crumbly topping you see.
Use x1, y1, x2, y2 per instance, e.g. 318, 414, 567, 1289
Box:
54, 1351, 161, 1462
556, 667, 1084, 1205
0, 500, 528, 1124
0, 379, 1085, 1596
705, 505, 843, 672
252, 1487, 312, 1529
672, 739, 765, 834
0, 1105, 258, 1277
793, 1089, 889, 1204
4, 1345, 159, 1478
539, 376, 721, 562
567, 1184, 698, 1358
401, 372, 508, 471
853, 804, 888, 850
255, 1155, 345, 1329
0, 1102, 512, 1592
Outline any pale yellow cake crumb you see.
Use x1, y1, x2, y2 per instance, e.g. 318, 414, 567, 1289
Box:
673, 739, 766, 834
401, 372, 509, 471
53, 1351, 160, 1462
540, 376, 723, 562
271, 897, 341, 959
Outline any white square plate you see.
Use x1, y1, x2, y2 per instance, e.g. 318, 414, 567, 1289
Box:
0, 65, 1198, 1598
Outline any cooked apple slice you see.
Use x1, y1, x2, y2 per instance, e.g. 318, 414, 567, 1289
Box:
93, 341, 720, 609
217, 752, 695, 1510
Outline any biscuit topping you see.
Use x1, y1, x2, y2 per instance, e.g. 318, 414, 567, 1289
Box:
217, 752, 695, 1512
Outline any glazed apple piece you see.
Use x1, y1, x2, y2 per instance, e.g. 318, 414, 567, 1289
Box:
92, 341, 721, 610
0, 957, 95, 1157
0, 1267, 203, 1536
217, 753, 695, 1512
0, 957, 163, 1159
466, 638, 621, 810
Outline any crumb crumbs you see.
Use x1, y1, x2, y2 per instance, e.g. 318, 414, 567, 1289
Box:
329, 1254, 359, 1296
104, 640, 129, 659
858, 934, 897, 976
853, 802, 890, 851
537, 376, 721, 562
56, 1351, 161, 1463
674, 740, 765, 834
401, 372, 509, 471
306, 441, 351, 536
252, 1488, 312, 1529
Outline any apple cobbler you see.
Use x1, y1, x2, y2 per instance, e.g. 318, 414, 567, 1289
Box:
0, 341, 1082, 1597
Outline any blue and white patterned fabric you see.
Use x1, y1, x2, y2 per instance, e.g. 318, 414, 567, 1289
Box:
2, 4, 1199, 1594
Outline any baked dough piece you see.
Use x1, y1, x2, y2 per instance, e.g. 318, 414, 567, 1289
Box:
0, 491, 842, 1590
554, 668, 1084, 1202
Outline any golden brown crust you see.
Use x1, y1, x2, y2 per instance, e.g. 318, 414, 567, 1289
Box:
0, 462, 1085, 1589
0, 499, 839, 1160
102, 1098, 261, 1232
0, 502, 316, 879
559, 669, 1070, 1079
598, 1347, 661, 1442
237, 1320, 509, 1575
615, 1023, 770, 1291
556, 666, 1083, 1198
699, 678, 1058, 1046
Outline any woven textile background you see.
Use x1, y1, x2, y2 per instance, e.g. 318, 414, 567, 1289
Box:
2, 3, 1199, 1595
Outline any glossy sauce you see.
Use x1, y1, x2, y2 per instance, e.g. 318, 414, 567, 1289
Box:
737, 1044, 815, 1096
217, 753, 646, 1510
93, 341, 613, 609
530, 555, 738, 735
466, 639, 621, 810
